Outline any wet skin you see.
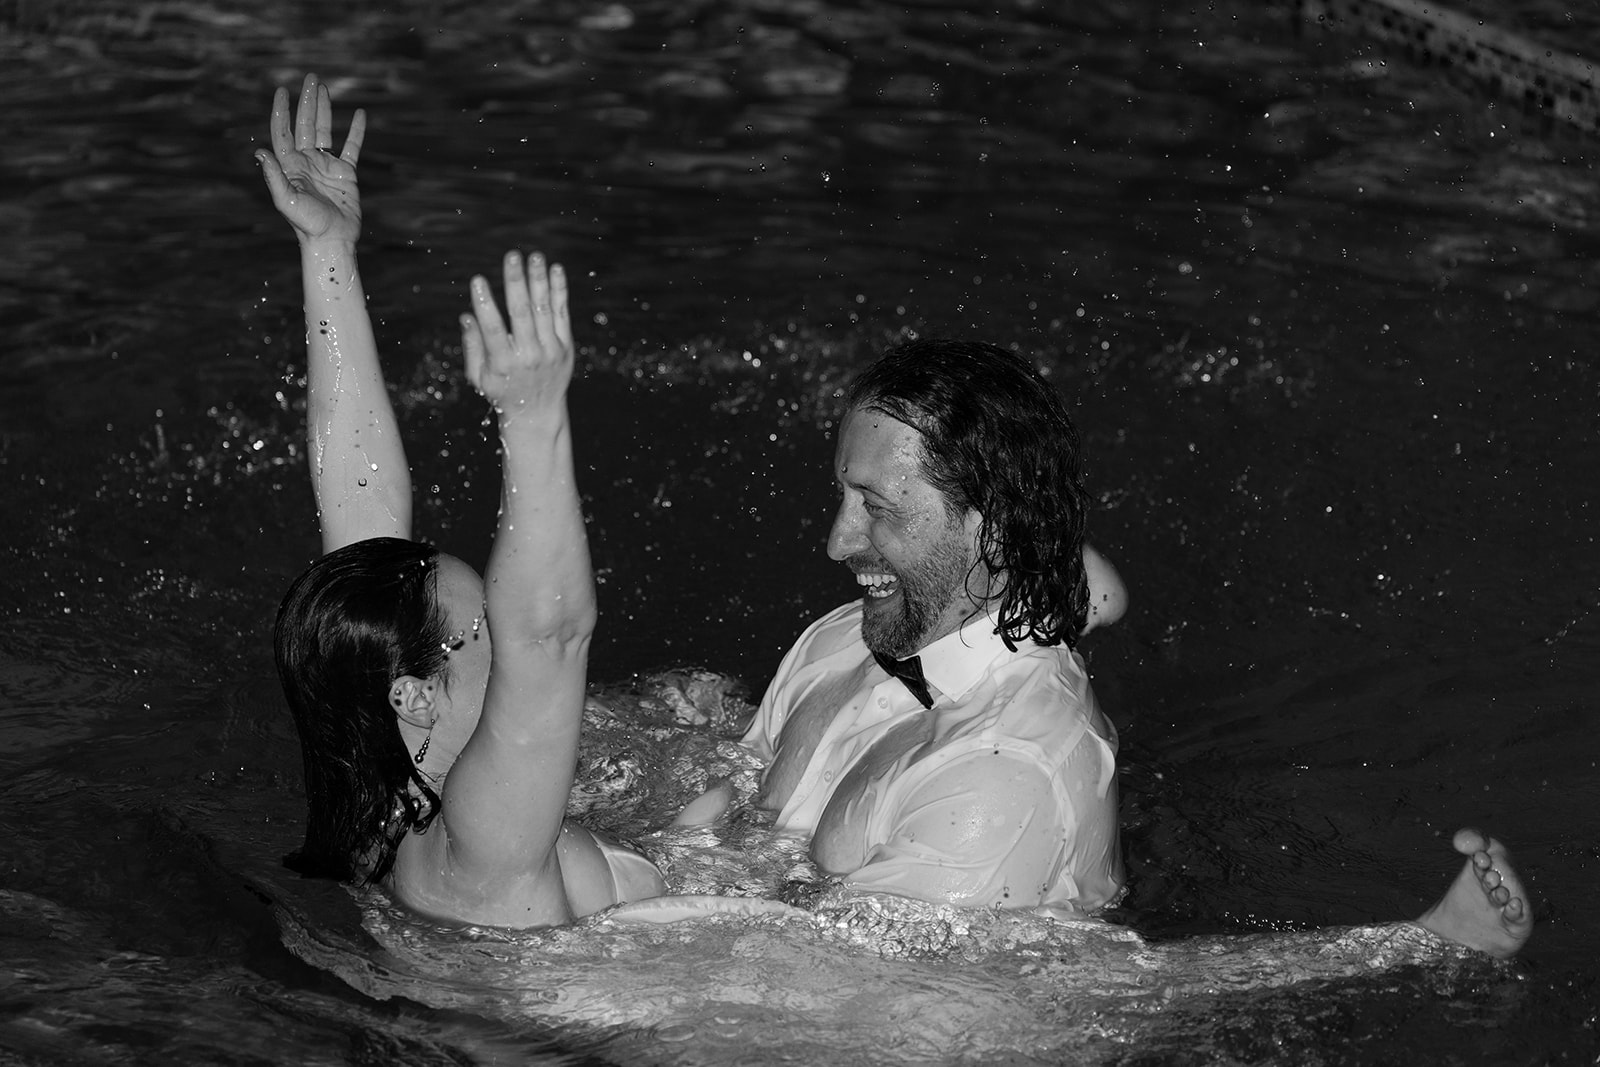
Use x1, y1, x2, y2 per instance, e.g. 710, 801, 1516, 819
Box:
1417, 827, 1533, 959
826, 408, 989, 659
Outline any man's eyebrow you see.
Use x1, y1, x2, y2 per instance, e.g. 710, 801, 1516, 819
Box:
835, 469, 879, 493
847, 481, 897, 508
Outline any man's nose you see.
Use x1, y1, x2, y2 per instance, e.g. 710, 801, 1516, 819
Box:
827, 500, 866, 561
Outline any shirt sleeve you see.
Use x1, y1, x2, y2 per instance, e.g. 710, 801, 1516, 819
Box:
840, 750, 1064, 910
741, 683, 780, 762
742, 632, 807, 762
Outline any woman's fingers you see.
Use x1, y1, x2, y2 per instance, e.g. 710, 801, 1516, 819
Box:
278, 73, 359, 166
314, 82, 335, 150
464, 252, 576, 406
514, 252, 569, 357
461, 313, 486, 390
269, 86, 293, 158
340, 108, 367, 166
527, 254, 559, 352
548, 263, 572, 350
497, 251, 569, 362
470, 274, 511, 360
503, 251, 536, 348
294, 73, 318, 151
465, 252, 575, 401
255, 149, 293, 209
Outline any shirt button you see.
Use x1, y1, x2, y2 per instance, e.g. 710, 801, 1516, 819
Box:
823, 771, 834, 781
878, 698, 888, 708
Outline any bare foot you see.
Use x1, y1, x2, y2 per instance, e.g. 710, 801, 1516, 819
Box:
1417, 828, 1533, 959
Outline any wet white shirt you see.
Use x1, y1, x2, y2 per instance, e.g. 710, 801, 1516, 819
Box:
744, 601, 1124, 915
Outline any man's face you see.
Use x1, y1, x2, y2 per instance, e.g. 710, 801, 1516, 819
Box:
827, 407, 988, 658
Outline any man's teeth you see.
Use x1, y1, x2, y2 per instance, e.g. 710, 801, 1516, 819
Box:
856, 572, 898, 598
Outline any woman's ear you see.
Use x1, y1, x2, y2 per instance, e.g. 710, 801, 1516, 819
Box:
388, 675, 439, 727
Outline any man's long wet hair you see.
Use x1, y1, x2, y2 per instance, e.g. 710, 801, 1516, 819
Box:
274, 537, 449, 884
847, 338, 1090, 649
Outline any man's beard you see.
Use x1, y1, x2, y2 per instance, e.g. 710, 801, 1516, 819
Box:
855, 522, 976, 659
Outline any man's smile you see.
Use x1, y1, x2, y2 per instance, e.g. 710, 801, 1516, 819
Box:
854, 570, 900, 599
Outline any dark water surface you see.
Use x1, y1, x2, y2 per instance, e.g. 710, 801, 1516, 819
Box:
2, 0, 1598, 1062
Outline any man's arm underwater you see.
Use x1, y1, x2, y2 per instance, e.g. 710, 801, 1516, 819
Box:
823, 741, 1121, 914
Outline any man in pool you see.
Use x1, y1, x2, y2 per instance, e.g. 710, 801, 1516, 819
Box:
743, 340, 1126, 916
741, 338, 1532, 958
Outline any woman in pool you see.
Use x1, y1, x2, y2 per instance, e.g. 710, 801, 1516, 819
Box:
257, 74, 669, 925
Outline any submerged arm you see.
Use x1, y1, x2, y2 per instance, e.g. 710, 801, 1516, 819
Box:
440, 251, 595, 920
256, 73, 411, 551
827, 755, 1060, 908
831, 734, 1120, 913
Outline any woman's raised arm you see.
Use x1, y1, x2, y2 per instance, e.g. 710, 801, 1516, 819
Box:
425, 251, 596, 922
256, 73, 411, 552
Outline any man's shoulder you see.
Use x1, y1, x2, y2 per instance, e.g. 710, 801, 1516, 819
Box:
790, 600, 865, 656
763, 600, 866, 696
949, 636, 1088, 699
947, 644, 1104, 747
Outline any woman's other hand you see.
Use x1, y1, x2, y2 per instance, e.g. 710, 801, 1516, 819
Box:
255, 72, 366, 246
462, 251, 576, 418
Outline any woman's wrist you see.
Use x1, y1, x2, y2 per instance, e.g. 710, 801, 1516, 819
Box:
300, 239, 363, 296
298, 236, 360, 262
496, 404, 570, 442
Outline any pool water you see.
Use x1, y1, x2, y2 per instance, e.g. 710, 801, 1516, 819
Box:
2, 0, 1597, 1062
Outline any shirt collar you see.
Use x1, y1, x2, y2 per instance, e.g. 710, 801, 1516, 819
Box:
915, 606, 1028, 703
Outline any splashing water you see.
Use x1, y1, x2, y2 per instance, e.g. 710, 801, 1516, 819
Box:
267, 673, 1492, 1067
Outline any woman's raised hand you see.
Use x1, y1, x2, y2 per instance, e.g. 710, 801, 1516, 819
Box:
255, 73, 366, 245
462, 251, 576, 417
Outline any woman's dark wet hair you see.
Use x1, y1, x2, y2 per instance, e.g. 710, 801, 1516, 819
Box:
274, 537, 451, 884
846, 338, 1091, 649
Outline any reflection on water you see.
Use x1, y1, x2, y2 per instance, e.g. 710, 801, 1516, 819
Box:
2, 0, 1598, 1062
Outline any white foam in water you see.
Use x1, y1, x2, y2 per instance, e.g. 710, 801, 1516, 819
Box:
274, 876, 1477, 1065
270, 676, 1484, 1066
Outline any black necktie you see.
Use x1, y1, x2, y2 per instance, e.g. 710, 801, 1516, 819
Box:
873, 651, 934, 709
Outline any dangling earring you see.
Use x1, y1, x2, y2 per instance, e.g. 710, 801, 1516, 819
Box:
413, 716, 437, 765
